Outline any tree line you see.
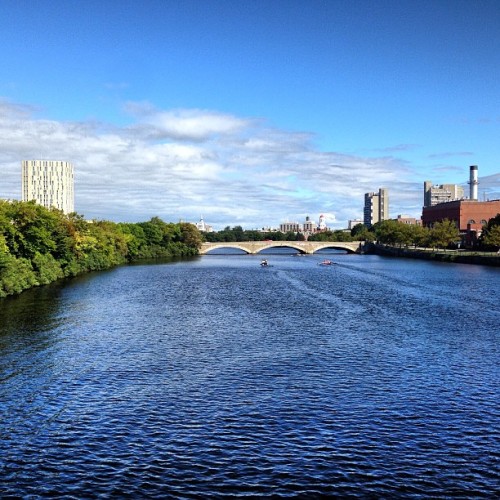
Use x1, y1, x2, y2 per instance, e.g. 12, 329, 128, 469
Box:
350, 217, 500, 250
0, 201, 203, 298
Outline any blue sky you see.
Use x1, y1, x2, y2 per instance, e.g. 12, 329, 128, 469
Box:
1, 0, 499, 229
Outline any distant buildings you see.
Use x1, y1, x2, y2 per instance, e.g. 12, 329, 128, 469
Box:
422, 166, 500, 242
363, 188, 389, 227
348, 219, 363, 230
22, 160, 74, 214
424, 181, 464, 207
302, 215, 317, 233
279, 221, 301, 233
195, 216, 213, 232
278, 215, 327, 237
395, 214, 421, 225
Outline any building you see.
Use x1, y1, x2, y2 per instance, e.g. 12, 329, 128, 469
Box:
424, 181, 464, 207
195, 216, 213, 232
318, 214, 327, 231
364, 188, 389, 227
396, 214, 421, 225
22, 160, 74, 214
422, 199, 500, 234
348, 219, 363, 230
279, 221, 301, 233
302, 216, 317, 233
421, 165, 500, 243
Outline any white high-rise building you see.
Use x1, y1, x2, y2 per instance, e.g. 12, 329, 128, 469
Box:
22, 160, 74, 214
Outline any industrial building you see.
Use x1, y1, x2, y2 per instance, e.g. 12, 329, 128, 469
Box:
22, 160, 74, 214
422, 166, 500, 239
364, 188, 389, 227
422, 199, 500, 233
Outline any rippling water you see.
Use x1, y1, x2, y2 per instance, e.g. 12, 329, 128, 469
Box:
1, 253, 499, 498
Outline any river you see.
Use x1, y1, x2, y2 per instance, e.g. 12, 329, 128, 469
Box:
1, 252, 499, 498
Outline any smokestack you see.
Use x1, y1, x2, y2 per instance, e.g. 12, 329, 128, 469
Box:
469, 165, 478, 200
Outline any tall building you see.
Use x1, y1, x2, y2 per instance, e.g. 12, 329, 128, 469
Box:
22, 160, 74, 214
364, 188, 389, 227
424, 181, 464, 207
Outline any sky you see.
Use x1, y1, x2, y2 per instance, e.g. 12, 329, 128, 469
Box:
0, 0, 499, 230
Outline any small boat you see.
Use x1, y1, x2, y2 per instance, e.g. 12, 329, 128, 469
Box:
260, 259, 270, 267
319, 259, 334, 266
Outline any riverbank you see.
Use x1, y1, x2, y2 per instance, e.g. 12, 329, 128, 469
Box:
369, 243, 500, 267
0, 201, 203, 298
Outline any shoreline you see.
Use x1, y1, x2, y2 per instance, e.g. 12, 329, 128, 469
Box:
368, 243, 500, 267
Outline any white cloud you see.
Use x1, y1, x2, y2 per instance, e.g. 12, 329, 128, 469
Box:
125, 103, 251, 141
2, 98, 495, 229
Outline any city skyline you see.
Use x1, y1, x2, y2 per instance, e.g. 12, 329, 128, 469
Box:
1, 0, 499, 229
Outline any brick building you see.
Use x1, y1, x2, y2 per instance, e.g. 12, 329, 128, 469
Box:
422, 199, 500, 235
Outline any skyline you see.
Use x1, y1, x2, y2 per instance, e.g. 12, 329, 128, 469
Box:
1, 0, 499, 229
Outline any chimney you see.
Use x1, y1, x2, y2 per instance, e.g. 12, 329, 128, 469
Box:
469, 165, 478, 200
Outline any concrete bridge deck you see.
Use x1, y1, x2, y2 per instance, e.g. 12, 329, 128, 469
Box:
200, 241, 364, 255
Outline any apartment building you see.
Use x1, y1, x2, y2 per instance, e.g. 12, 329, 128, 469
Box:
363, 188, 389, 227
22, 160, 74, 214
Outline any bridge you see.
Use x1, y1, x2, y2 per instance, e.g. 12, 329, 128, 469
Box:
200, 241, 364, 255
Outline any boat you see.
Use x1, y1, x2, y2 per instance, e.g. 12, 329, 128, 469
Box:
260, 259, 270, 267
319, 259, 334, 266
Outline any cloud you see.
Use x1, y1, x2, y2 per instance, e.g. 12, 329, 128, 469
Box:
371, 144, 420, 153
1, 98, 486, 229
124, 103, 251, 141
428, 151, 474, 159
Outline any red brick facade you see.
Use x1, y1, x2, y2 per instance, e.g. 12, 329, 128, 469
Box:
422, 200, 500, 232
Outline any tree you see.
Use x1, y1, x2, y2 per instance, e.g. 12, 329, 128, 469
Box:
179, 223, 203, 249
428, 219, 460, 250
479, 213, 500, 250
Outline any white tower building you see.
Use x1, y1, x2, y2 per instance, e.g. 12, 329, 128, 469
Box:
22, 160, 74, 214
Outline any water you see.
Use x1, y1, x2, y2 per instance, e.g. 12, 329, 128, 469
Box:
1, 253, 499, 498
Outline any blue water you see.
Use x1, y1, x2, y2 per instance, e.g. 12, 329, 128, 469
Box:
1, 253, 499, 498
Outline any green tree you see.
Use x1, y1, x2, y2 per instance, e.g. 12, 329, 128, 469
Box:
428, 219, 460, 249
482, 225, 500, 249
179, 223, 203, 250
479, 213, 500, 250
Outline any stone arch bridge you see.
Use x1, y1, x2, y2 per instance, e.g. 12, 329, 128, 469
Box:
200, 241, 364, 255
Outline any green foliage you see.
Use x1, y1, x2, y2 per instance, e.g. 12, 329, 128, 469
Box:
375, 220, 433, 248
0, 201, 202, 298
32, 252, 64, 285
203, 226, 282, 242
351, 224, 375, 241
0, 253, 38, 298
374, 219, 460, 250
481, 225, 500, 248
308, 230, 355, 242
479, 213, 500, 249
429, 219, 460, 249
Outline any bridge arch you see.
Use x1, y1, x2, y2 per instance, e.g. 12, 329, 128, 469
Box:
308, 242, 358, 254
201, 243, 253, 254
